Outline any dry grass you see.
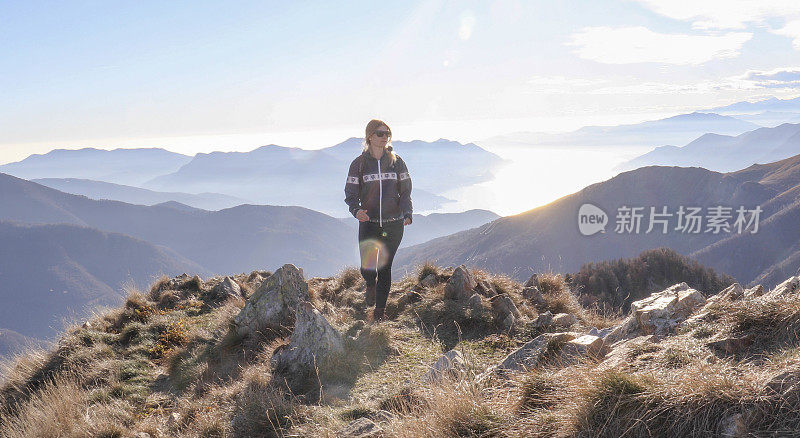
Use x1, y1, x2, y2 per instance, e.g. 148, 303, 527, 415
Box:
6, 264, 800, 436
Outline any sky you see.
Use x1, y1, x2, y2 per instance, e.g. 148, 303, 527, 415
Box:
4, 0, 800, 164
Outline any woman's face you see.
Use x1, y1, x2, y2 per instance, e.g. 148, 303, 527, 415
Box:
368, 125, 390, 149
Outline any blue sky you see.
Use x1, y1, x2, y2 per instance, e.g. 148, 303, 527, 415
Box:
3, 0, 800, 162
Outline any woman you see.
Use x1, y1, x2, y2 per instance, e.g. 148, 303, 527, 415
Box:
344, 119, 413, 322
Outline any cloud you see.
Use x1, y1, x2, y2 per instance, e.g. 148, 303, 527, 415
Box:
568, 26, 752, 65
774, 20, 800, 50
631, 0, 800, 30
739, 67, 800, 88
459, 10, 476, 40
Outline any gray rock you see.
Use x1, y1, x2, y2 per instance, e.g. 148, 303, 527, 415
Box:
419, 273, 438, 289
271, 301, 344, 375
337, 417, 383, 437
495, 332, 576, 374
522, 286, 545, 306
475, 280, 497, 298
552, 312, 578, 328
630, 282, 706, 335
233, 264, 309, 337
490, 293, 521, 330
561, 335, 605, 358
209, 276, 242, 299
533, 311, 554, 328
421, 349, 467, 383
524, 273, 539, 289
467, 293, 485, 312
444, 265, 477, 301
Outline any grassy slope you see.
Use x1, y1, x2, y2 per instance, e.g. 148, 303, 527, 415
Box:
1, 264, 799, 437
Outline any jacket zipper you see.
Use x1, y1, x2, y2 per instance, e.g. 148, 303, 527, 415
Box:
377, 156, 383, 226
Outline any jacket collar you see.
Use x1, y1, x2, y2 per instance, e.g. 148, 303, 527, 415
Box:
362, 149, 389, 165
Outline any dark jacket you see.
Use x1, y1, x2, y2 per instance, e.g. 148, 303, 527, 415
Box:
344, 150, 413, 225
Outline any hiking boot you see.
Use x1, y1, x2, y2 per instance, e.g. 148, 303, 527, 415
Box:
365, 284, 376, 307
372, 307, 385, 322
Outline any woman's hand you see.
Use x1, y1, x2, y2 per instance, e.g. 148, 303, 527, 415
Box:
403, 217, 412, 226
356, 209, 369, 222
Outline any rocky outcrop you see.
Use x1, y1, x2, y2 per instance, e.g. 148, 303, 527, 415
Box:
233, 264, 309, 337
561, 334, 605, 358
208, 276, 242, 300
271, 301, 344, 375
444, 265, 477, 301
630, 282, 706, 335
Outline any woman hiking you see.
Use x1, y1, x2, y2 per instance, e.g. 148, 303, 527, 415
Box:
344, 119, 413, 322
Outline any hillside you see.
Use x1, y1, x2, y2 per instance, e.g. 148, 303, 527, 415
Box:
2, 262, 800, 436
395, 153, 800, 290
0, 172, 356, 277
0, 221, 207, 340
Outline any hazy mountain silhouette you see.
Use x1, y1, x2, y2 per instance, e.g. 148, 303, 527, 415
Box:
617, 123, 800, 172
0, 147, 191, 186
32, 178, 247, 210
142, 139, 503, 216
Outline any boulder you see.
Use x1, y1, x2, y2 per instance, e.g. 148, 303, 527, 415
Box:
532, 311, 554, 329
444, 265, 477, 301
561, 334, 605, 358
337, 417, 383, 438
474, 280, 497, 298
552, 313, 578, 328
522, 286, 546, 306
494, 332, 577, 374
209, 276, 242, 300
233, 264, 309, 337
467, 293, 485, 313
421, 349, 467, 383
271, 302, 344, 375
419, 273, 438, 289
490, 293, 521, 330
630, 283, 706, 335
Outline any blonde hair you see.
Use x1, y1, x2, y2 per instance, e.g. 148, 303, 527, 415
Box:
362, 119, 397, 166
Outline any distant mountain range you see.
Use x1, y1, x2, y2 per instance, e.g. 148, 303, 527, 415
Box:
395, 152, 800, 290
0, 147, 192, 186
479, 112, 760, 150
0, 139, 503, 217
32, 178, 247, 210
617, 123, 800, 172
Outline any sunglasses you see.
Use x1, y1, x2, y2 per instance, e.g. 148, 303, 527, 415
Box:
374, 130, 391, 138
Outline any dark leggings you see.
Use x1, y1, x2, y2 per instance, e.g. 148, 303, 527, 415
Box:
358, 219, 404, 309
